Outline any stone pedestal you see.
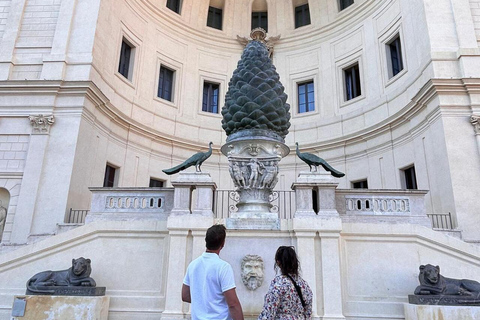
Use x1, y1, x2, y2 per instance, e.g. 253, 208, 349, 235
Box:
291, 172, 340, 217
11, 295, 109, 320
221, 136, 289, 229
170, 172, 216, 216
404, 303, 480, 320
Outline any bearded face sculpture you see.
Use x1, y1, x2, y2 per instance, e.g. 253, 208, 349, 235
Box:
241, 254, 264, 291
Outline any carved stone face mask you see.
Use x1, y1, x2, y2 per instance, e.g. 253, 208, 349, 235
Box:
241, 255, 264, 291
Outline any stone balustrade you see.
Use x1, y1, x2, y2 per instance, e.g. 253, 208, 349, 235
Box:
86, 187, 174, 222
335, 189, 431, 226
85, 175, 432, 228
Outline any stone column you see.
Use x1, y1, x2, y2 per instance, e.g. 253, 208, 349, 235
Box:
10, 115, 54, 244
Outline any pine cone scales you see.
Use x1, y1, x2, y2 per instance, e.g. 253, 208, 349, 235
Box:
222, 40, 291, 139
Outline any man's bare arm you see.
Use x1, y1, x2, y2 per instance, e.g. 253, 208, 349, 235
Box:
181, 284, 191, 303
224, 288, 244, 320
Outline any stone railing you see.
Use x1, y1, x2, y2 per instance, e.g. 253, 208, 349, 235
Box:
335, 189, 431, 227
86, 187, 174, 222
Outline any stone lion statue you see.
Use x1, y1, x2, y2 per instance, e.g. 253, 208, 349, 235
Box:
241, 254, 264, 291
414, 264, 480, 297
26, 257, 96, 294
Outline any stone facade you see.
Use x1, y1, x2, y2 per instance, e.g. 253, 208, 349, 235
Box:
0, 0, 479, 318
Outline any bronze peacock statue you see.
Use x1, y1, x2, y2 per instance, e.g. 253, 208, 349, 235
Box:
295, 142, 345, 178
162, 142, 213, 175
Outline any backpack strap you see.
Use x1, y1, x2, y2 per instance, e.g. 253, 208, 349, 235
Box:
286, 274, 306, 309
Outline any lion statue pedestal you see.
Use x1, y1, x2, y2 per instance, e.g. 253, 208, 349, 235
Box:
12, 258, 109, 320
404, 264, 480, 320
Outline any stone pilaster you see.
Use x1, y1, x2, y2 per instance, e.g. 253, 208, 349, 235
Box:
293, 217, 345, 320
10, 115, 54, 243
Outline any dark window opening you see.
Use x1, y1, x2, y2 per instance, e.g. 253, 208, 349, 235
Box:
103, 164, 116, 187
118, 39, 132, 79
207, 6, 223, 30
312, 189, 318, 214
158, 66, 174, 101
252, 12, 268, 32
166, 0, 181, 14
403, 166, 418, 190
388, 35, 403, 77
295, 4, 311, 28
352, 180, 368, 189
344, 63, 361, 101
339, 0, 354, 11
149, 179, 164, 188
298, 81, 315, 113
202, 82, 220, 113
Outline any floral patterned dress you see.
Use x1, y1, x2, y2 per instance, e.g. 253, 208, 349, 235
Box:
258, 274, 313, 320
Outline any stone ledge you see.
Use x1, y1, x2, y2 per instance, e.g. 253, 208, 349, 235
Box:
404, 303, 480, 320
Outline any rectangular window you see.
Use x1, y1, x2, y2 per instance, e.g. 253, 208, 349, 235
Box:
403, 166, 418, 190
352, 180, 368, 189
158, 66, 174, 101
295, 4, 311, 28
103, 164, 117, 187
298, 81, 315, 113
207, 6, 223, 30
118, 39, 133, 80
339, 0, 354, 10
166, 0, 181, 14
387, 35, 403, 78
344, 63, 361, 101
149, 178, 164, 188
252, 12, 268, 32
202, 82, 220, 113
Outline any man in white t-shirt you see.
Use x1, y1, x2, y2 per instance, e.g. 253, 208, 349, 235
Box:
182, 224, 244, 320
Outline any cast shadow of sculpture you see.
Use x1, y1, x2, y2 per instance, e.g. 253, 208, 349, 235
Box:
26, 257, 103, 295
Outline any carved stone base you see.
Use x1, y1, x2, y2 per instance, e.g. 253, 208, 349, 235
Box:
12, 295, 109, 320
226, 217, 279, 230
408, 294, 480, 306
26, 286, 106, 296
404, 303, 480, 320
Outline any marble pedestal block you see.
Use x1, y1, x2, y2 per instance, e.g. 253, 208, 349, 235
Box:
12, 295, 110, 320
292, 172, 340, 217
404, 303, 480, 320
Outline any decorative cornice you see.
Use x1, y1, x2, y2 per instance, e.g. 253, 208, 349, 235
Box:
29, 114, 55, 134
471, 115, 480, 135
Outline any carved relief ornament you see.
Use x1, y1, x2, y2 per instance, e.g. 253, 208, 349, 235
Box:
471, 115, 480, 135
29, 114, 55, 134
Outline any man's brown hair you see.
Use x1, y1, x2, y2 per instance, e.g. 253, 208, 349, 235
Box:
205, 224, 226, 250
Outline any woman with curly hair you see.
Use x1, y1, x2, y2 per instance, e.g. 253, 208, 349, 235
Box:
258, 246, 313, 319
